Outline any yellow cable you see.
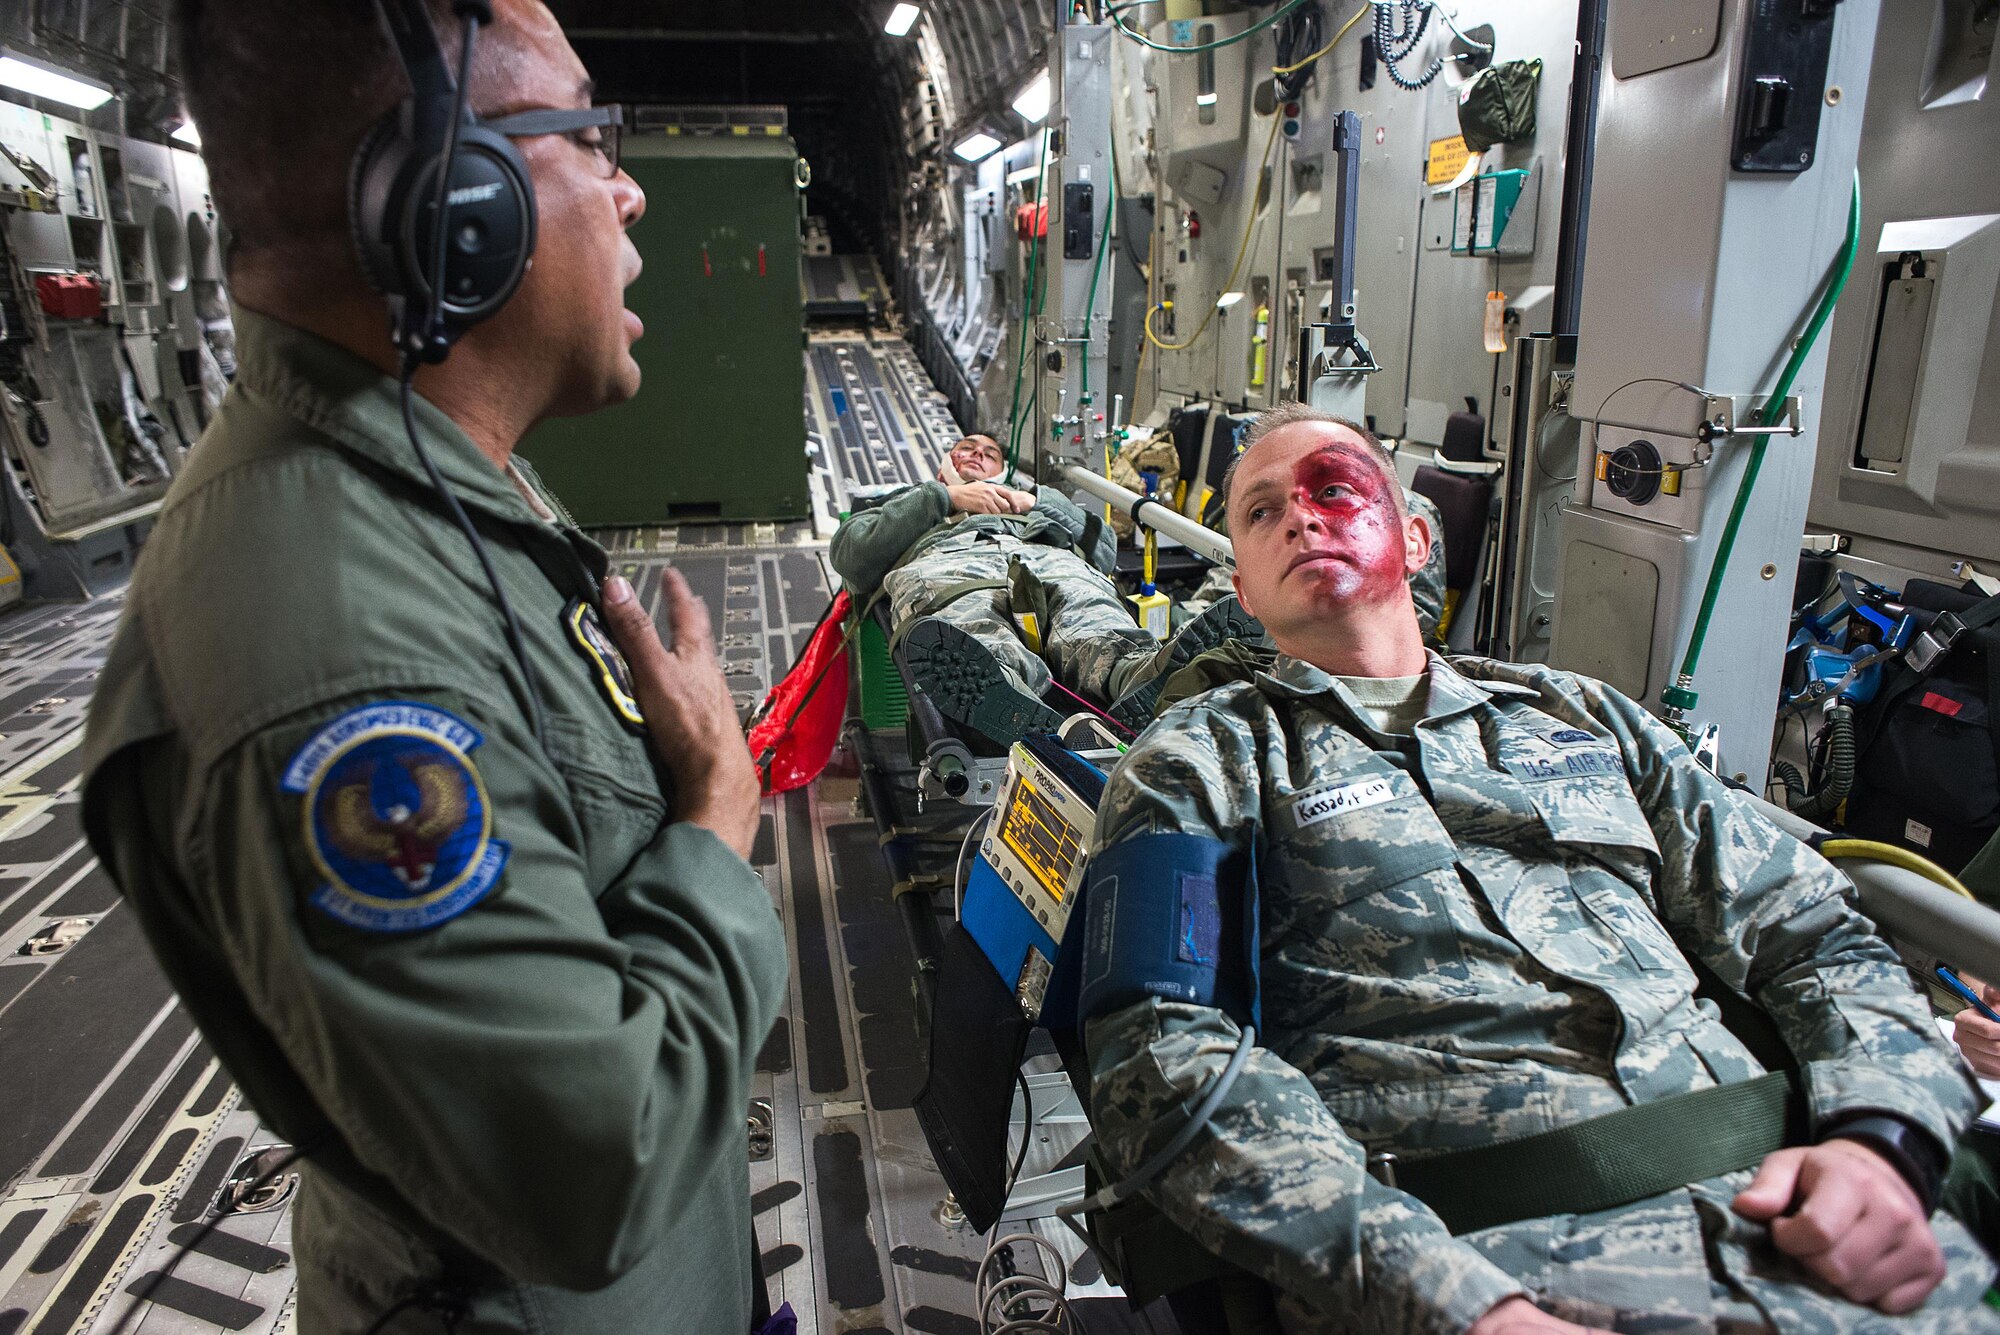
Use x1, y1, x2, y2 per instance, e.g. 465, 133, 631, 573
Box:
1272, 3, 1370, 76
1820, 839, 1976, 902
1144, 114, 1283, 355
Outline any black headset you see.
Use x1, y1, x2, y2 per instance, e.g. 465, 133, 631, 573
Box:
352, 0, 552, 748
350, 0, 537, 364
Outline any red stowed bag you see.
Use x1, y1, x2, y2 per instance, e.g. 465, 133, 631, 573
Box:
746, 591, 852, 796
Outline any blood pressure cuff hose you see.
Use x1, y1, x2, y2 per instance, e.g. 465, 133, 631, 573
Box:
1072, 833, 1260, 1032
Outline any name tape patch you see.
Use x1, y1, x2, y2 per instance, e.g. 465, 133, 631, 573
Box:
282, 702, 509, 933
1505, 749, 1625, 782
1292, 777, 1398, 829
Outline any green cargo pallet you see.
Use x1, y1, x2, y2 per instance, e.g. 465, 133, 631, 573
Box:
521, 135, 811, 523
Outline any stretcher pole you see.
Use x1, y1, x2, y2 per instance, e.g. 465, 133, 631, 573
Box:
1060, 465, 1236, 568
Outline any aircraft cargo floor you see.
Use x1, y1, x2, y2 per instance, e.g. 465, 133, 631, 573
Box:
0, 322, 1159, 1335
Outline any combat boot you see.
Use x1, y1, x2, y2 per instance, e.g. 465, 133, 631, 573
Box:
1107, 596, 1264, 730
901, 617, 1065, 746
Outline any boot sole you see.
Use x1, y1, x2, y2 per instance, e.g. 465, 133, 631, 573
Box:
902, 618, 1065, 746
1109, 599, 1264, 730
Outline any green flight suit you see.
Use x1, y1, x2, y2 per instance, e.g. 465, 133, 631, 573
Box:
81, 308, 790, 1334
1086, 654, 1996, 1334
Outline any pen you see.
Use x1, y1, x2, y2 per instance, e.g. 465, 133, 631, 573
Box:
1936, 964, 2000, 1023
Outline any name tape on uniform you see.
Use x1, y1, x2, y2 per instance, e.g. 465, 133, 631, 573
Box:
1292, 777, 1398, 829
1505, 749, 1625, 782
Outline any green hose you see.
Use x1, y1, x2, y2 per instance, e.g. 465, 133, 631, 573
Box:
1666, 172, 1862, 717
1005, 130, 1055, 473
1076, 136, 1120, 446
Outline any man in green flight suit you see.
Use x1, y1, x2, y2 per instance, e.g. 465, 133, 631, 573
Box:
1080, 403, 1997, 1333
80, 2, 789, 1331
829, 432, 1259, 742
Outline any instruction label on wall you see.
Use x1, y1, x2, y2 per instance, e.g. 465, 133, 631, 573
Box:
1427, 135, 1472, 187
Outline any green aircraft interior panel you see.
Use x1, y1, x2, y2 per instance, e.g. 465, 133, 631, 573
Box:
522, 136, 809, 523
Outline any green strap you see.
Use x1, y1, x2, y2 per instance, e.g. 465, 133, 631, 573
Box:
1390, 1071, 1802, 1236
886, 578, 1010, 655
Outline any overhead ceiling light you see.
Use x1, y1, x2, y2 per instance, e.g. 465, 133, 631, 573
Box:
952, 131, 1003, 163
170, 121, 201, 148
1216, 291, 1245, 309
0, 48, 114, 111
1011, 70, 1052, 124
1195, 92, 1219, 107
884, 4, 922, 36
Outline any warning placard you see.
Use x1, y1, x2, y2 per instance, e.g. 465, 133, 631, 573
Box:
1427, 134, 1472, 187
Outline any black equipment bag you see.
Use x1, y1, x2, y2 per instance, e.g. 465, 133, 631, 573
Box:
1846, 581, 2000, 874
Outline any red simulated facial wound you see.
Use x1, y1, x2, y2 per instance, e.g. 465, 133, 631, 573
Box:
1281, 446, 1409, 605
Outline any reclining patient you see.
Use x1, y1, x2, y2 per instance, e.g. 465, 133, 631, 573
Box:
1181, 486, 1451, 645
829, 433, 1259, 743
1082, 402, 1994, 1334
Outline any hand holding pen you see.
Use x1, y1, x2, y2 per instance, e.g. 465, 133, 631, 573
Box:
1942, 964, 2000, 1079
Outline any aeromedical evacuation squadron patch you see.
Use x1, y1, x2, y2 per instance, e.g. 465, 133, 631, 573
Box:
282, 702, 510, 933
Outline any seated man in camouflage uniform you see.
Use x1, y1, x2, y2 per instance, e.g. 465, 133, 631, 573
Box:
1083, 402, 1995, 1334
1179, 484, 1450, 644
829, 433, 1259, 743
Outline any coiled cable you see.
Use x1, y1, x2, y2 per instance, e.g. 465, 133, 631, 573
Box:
978, 1232, 1074, 1333
1374, 0, 1444, 90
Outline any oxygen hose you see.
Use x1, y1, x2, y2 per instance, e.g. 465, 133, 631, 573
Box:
1664, 173, 1862, 729
1788, 702, 1854, 822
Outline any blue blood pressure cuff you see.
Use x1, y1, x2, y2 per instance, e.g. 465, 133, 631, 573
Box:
1073, 833, 1260, 1031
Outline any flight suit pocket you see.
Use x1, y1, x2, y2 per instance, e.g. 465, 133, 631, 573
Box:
1527, 767, 1683, 975
1512, 743, 1660, 883
541, 712, 667, 893
1270, 768, 1470, 980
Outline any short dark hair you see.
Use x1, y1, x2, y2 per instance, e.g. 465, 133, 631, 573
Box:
173, 0, 460, 260
1220, 403, 1404, 520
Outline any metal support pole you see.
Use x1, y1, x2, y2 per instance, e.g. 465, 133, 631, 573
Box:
1846, 863, 2000, 983
1325, 110, 1362, 347
1550, 0, 1607, 349
1061, 465, 1235, 566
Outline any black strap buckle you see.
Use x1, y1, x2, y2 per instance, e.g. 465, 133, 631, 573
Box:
1907, 610, 1968, 675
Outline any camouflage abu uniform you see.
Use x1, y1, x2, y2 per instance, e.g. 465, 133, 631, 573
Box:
1086, 652, 1996, 1335
1182, 488, 1450, 641
830, 481, 1167, 705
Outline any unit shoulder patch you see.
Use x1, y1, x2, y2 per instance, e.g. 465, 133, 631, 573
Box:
282, 702, 509, 933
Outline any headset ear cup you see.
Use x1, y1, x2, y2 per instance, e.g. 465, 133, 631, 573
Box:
348, 113, 412, 298
429, 125, 536, 327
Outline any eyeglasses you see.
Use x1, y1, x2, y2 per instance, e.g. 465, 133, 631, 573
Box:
485, 104, 625, 179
